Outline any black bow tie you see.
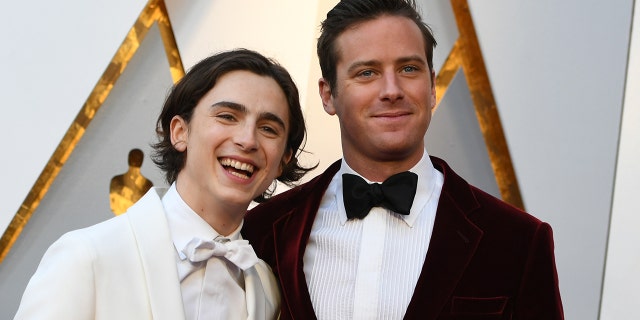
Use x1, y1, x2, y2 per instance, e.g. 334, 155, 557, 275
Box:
342, 171, 418, 220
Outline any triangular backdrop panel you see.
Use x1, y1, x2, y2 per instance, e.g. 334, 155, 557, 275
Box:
427, 70, 500, 199
0, 24, 171, 315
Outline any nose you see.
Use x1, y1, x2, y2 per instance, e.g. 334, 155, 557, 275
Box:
233, 124, 259, 152
379, 72, 404, 102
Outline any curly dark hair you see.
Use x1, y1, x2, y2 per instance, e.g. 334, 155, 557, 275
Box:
317, 0, 437, 94
152, 48, 314, 202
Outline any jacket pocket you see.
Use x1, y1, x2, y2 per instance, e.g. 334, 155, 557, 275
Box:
438, 296, 509, 319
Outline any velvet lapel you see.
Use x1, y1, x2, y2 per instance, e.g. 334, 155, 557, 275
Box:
404, 157, 483, 320
273, 160, 341, 319
126, 189, 186, 320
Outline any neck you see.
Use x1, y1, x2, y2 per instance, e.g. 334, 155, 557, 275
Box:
197, 206, 244, 236
343, 148, 424, 182
174, 181, 247, 236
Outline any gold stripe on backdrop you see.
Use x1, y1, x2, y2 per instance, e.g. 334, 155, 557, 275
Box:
0, 0, 184, 264
449, 0, 524, 209
435, 39, 462, 110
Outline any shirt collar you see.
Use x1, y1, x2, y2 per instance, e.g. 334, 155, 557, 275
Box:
162, 183, 243, 261
336, 148, 439, 227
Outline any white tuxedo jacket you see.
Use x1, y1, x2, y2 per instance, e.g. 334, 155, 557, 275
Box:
14, 188, 281, 320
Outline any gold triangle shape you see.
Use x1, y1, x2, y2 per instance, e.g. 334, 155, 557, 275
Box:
0, 0, 184, 264
435, 0, 524, 209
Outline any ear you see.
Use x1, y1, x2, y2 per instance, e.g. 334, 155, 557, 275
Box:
318, 78, 336, 115
278, 148, 294, 176
170, 115, 188, 152
430, 70, 437, 110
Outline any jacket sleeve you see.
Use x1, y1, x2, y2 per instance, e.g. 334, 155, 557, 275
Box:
514, 222, 564, 319
14, 232, 96, 320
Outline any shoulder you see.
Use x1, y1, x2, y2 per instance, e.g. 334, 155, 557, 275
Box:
27, 217, 123, 288
56, 187, 167, 259
472, 187, 553, 254
468, 184, 545, 229
45, 214, 132, 266
432, 156, 548, 233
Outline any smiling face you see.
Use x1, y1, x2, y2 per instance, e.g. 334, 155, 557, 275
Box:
319, 15, 436, 180
171, 70, 291, 214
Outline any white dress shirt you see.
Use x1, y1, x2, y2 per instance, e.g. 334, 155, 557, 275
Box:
303, 149, 444, 319
162, 183, 249, 320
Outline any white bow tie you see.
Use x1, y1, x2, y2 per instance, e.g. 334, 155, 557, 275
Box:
181, 237, 259, 271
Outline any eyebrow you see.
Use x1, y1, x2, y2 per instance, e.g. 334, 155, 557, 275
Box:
211, 101, 287, 130
396, 55, 427, 66
347, 60, 380, 74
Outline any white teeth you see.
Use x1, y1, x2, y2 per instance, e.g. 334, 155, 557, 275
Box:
220, 158, 255, 173
229, 171, 249, 179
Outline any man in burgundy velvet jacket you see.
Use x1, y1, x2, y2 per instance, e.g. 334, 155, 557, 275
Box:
243, 0, 564, 319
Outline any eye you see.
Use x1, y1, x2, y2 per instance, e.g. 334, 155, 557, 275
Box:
259, 124, 280, 137
401, 65, 418, 73
357, 69, 375, 78
215, 113, 236, 122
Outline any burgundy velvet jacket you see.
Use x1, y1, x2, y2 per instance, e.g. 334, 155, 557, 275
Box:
243, 157, 564, 319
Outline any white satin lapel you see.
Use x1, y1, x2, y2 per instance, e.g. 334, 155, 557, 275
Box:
245, 261, 281, 320
244, 267, 266, 320
126, 188, 186, 320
